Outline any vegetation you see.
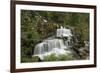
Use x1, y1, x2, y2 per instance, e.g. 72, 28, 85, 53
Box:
21, 56, 39, 63
21, 10, 89, 62
44, 53, 76, 62
44, 53, 58, 61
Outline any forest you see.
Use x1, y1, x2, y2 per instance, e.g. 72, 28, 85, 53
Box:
21, 10, 89, 62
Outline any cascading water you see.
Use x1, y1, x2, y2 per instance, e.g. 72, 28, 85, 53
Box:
34, 39, 67, 55
33, 26, 73, 60
56, 26, 72, 38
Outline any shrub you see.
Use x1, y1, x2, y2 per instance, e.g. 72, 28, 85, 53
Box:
44, 53, 58, 61
58, 54, 75, 61
43, 53, 75, 62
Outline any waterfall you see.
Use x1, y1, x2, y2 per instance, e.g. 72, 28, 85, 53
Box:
34, 39, 67, 55
33, 26, 73, 60
56, 26, 72, 37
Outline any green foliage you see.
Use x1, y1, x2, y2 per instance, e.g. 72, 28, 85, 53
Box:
58, 54, 75, 61
44, 53, 58, 61
44, 53, 76, 62
21, 56, 39, 63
